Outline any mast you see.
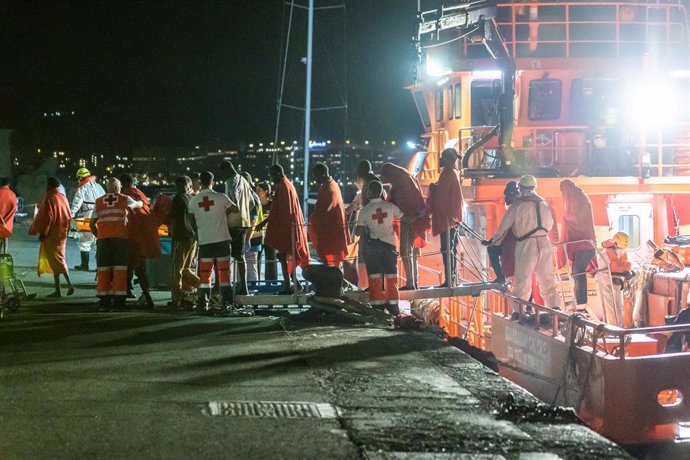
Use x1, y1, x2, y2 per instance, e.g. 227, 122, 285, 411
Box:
303, 0, 314, 220
273, 0, 296, 165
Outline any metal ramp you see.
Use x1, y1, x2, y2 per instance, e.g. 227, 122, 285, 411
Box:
398, 282, 508, 301
234, 281, 506, 307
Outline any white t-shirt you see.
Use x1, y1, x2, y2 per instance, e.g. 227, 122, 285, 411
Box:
188, 188, 234, 245
357, 198, 403, 247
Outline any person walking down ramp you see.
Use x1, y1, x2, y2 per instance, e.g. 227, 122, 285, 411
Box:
29, 177, 75, 298
379, 163, 429, 290
428, 148, 464, 287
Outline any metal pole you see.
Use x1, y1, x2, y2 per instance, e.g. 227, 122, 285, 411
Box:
273, 0, 296, 165
303, 0, 314, 221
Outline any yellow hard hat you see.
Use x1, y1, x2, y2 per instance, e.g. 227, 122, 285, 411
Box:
613, 231, 630, 249
518, 174, 537, 188
76, 167, 91, 179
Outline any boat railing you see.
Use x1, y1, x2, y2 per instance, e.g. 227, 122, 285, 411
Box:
458, 123, 690, 177
495, 289, 690, 360
549, 239, 624, 324
420, 1, 688, 60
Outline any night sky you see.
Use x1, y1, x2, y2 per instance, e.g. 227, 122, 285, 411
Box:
0, 0, 423, 152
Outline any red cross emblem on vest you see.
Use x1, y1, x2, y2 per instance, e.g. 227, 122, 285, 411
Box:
104, 194, 118, 207
199, 196, 215, 212
371, 208, 388, 225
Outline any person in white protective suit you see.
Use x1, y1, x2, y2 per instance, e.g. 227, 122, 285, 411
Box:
596, 231, 635, 327
70, 167, 106, 271
484, 175, 561, 320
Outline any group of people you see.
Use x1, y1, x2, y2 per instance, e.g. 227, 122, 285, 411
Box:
3, 149, 637, 323
483, 174, 635, 324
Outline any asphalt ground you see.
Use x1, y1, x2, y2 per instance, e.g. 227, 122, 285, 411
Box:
0, 228, 631, 459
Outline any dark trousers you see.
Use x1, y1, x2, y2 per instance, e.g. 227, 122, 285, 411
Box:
572, 249, 595, 305
439, 226, 458, 286
262, 245, 277, 280
488, 244, 504, 282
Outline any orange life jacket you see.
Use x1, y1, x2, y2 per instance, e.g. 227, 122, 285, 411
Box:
602, 239, 632, 274
95, 193, 129, 239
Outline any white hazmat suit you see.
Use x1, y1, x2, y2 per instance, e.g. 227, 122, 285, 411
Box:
70, 177, 105, 253
492, 191, 560, 312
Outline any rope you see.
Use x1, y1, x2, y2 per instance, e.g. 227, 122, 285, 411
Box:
576, 323, 606, 411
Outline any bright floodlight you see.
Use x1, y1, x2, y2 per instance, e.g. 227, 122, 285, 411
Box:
406, 141, 418, 149
627, 78, 680, 127
426, 55, 451, 77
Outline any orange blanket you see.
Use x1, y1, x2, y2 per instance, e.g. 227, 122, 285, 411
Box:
265, 176, 310, 267
429, 165, 463, 236
380, 163, 429, 248
0, 185, 17, 238
29, 189, 71, 275
309, 177, 350, 264
122, 187, 162, 261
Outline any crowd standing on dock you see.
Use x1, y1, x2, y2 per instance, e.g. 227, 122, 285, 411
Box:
1, 149, 638, 324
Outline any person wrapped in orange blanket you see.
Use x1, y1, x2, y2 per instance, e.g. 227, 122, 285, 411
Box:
309, 163, 350, 267
560, 179, 597, 307
120, 174, 161, 308
264, 164, 310, 294
0, 177, 17, 252
29, 177, 75, 297
428, 148, 464, 287
379, 163, 429, 290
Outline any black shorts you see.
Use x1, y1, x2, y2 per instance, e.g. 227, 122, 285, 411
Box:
198, 240, 231, 259
365, 238, 398, 276
228, 228, 247, 260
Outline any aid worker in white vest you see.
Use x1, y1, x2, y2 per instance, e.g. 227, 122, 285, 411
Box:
484, 175, 561, 319
71, 167, 106, 271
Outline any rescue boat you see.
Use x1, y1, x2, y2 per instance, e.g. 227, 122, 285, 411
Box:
409, 0, 690, 446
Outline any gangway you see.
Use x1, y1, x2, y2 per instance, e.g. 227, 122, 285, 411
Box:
234, 281, 506, 311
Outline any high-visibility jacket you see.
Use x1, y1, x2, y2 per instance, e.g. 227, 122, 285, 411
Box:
94, 193, 130, 239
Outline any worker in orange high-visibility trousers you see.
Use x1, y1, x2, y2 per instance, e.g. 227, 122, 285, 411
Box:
90, 178, 143, 310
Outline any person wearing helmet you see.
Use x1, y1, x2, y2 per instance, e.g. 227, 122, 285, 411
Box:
70, 167, 106, 271
596, 231, 634, 326
484, 175, 561, 319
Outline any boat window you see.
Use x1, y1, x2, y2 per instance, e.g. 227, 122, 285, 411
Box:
414, 91, 431, 129
435, 88, 444, 122
471, 79, 500, 126
448, 85, 455, 120
454, 83, 462, 119
618, 215, 641, 248
528, 79, 562, 121
570, 79, 623, 125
